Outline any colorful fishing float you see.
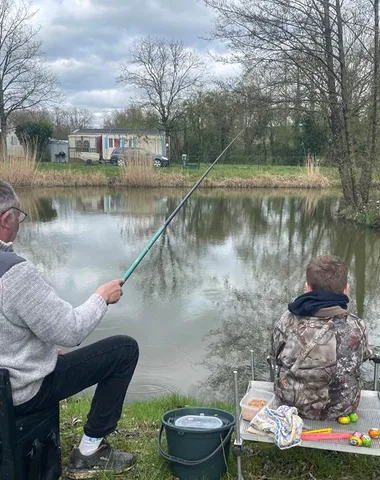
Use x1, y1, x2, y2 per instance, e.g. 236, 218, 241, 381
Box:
369, 428, 380, 438
337, 411, 359, 424
301, 426, 378, 448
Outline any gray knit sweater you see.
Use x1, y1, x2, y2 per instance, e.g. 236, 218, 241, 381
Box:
0, 240, 108, 405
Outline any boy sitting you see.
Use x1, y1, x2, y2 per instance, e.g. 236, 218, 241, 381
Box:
271, 255, 371, 420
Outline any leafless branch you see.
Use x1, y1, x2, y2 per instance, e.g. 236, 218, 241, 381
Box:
117, 36, 207, 141
0, 0, 60, 152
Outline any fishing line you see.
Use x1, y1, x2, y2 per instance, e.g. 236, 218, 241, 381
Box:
121, 125, 247, 283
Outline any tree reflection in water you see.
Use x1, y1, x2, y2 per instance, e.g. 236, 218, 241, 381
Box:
9, 187, 380, 400
200, 192, 380, 400
14, 189, 63, 273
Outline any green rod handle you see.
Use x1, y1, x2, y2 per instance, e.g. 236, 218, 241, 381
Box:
122, 225, 166, 282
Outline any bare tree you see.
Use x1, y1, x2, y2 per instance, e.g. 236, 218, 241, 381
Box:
0, 0, 59, 153
51, 106, 70, 139
117, 37, 206, 156
9, 108, 51, 126
204, 0, 377, 209
9, 105, 93, 140
50, 106, 93, 139
66, 107, 93, 132
360, 0, 380, 204
103, 104, 158, 130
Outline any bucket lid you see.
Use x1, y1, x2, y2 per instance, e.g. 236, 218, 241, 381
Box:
174, 414, 223, 429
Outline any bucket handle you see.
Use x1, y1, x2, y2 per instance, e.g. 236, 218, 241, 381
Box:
158, 424, 234, 466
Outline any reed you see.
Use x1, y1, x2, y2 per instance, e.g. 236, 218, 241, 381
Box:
36, 169, 108, 187
306, 153, 321, 176
2, 154, 336, 189
0, 150, 38, 186
201, 173, 332, 189
119, 151, 157, 187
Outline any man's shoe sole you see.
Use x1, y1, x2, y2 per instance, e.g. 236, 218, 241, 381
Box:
66, 463, 135, 479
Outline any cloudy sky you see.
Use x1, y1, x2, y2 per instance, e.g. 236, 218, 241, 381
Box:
30, 0, 238, 124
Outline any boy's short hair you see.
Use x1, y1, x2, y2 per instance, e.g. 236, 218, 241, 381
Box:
306, 255, 348, 294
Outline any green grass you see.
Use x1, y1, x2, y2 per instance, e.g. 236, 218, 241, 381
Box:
169, 164, 338, 180
338, 200, 380, 229
60, 394, 380, 480
38, 162, 339, 181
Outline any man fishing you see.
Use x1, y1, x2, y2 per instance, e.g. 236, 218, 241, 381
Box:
0, 180, 139, 479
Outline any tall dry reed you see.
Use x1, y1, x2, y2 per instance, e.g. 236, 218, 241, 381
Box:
202, 174, 332, 189
0, 149, 334, 189
306, 153, 320, 176
0, 150, 110, 187
36, 169, 108, 187
0, 148, 38, 187
119, 151, 157, 187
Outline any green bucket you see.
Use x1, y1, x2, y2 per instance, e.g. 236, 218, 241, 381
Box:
158, 407, 235, 480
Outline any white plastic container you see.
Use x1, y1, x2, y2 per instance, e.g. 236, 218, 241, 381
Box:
240, 388, 275, 421
174, 414, 223, 429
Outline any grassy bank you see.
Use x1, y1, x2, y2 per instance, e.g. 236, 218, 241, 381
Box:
59, 394, 380, 480
337, 200, 380, 229
37, 163, 338, 189
0, 156, 338, 188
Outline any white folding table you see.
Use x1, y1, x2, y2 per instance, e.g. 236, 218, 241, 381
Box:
233, 353, 380, 480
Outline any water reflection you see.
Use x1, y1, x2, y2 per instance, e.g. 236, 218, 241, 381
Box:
12, 187, 380, 401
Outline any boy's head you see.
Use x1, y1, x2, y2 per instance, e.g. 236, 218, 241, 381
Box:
306, 255, 348, 295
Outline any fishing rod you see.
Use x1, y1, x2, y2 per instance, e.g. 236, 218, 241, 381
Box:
121, 126, 247, 283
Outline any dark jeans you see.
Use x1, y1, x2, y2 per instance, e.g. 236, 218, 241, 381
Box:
14, 335, 139, 438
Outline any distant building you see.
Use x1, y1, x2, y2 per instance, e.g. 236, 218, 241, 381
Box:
68, 128, 166, 162
47, 139, 69, 163
6, 129, 24, 157
6, 129, 69, 162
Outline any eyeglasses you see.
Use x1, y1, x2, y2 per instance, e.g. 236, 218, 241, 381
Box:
1, 207, 28, 223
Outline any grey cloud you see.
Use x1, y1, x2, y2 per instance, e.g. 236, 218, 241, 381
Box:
69, 89, 133, 110
32, 0, 225, 114
50, 59, 120, 92
57, 0, 212, 37
42, 0, 213, 56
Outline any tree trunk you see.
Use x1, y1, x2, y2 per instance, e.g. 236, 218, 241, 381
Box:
323, 0, 355, 207
335, 0, 361, 209
165, 130, 170, 158
263, 137, 267, 164
269, 125, 275, 161
0, 112, 7, 157
0, 83, 6, 157
360, 0, 379, 204
294, 67, 301, 136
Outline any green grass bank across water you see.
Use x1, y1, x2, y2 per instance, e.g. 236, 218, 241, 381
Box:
60, 394, 380, 479
37, 163, 338, 188
1, 160, 340, 188
337, 199, 380, 229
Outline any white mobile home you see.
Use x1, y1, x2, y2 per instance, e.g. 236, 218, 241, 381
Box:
68, 128, 166, 162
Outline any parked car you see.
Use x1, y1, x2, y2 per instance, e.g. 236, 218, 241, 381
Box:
78, 151, 102, 165
109, 147, 170, 167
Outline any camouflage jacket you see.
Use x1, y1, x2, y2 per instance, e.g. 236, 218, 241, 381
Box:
271, 306, 371, 420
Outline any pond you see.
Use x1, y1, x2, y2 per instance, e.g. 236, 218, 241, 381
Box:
15, 187, 380, 401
